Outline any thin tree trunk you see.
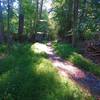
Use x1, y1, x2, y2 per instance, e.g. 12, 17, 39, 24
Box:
0, 0, 4, 43
18, 0, 24, 42
34, 0, 39, 34
72, 0, 79, 47
67, 0, 73, 31
39, 0, 44, 19
7, 0, 10, 34
18, 14, 24, 41
7, 0, 12, 45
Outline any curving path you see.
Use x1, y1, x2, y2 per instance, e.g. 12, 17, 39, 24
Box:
34, 42, 100, 99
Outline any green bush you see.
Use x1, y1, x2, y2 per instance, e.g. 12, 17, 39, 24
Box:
53, 42, 100, 77
69, 53, 100, 76
84, 29, 95, 40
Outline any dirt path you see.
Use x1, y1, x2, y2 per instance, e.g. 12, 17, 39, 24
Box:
34, 42, 100, 99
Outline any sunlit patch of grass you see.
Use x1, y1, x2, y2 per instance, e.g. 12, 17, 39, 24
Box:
34, 59, 56, 75
69, 53, 100, 76
0, 43, 94, 100
52, 42, 78, 59
31, 57, 93, 100
53, 42, 100, 77
31, 42, 48, 53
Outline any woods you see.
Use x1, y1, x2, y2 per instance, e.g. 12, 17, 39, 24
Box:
0, 0, 99, 45
0, 0, 100, 99
0, 0, 47, 42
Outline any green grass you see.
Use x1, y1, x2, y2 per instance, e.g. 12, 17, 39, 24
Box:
53, 42, 100, 77
0, 43, 94, 100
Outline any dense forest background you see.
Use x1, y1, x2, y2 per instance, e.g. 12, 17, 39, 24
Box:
0, 0, 100, 99
0, 0, 100, 45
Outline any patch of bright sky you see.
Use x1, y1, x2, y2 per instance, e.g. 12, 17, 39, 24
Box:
13, 0, 18, 9
13, 0, 52, 12
44, 0, 52, 11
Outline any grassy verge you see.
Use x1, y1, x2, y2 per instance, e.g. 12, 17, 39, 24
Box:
52, 42, 100, 77
0, 43, 94, 100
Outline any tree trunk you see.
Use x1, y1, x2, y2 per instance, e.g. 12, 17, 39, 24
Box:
18, 14, 24, 41
67, 0, 73, 31
7, 0, 12, 45
34, 0, 39, 34
0, 0, 4, 43
72, 0, 79, 47
18, 0, 24, 42
39, 0, 44, 19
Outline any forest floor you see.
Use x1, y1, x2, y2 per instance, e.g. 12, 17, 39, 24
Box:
0, 42, 100, 99
0, 43, 94, 100
34, 42, 100, 99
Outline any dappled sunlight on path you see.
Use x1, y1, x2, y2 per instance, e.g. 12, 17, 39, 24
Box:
33, 42, 100, 99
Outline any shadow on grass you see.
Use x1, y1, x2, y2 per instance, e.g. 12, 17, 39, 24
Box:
53, 42, 100, 77
69, 53, 100, 76
0, 43, 93, 100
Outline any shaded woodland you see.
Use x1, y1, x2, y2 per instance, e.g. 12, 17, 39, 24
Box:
0, 0, 100, 44
0, 0, 100, 99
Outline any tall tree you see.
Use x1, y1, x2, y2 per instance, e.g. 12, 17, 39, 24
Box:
7, 0, 10, 34
34, 0, 39, 34
18, 0, 24, 42
72, 0, 79, 46
0, 0, 4, 43
39, 0, 44, 19
7, 0, 13, 44
66, 0, 73, 33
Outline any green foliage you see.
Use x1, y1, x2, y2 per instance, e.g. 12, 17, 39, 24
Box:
0, 44, 7, 53
52, 42, 78, 59
0, 43, 93, 100
84, 29, 95, 40
48, 19, 59, 40
1, 0, 49, 38
50, 0, 69, 39
79, 0, 100, 40
69, 53, 100, 76
53, 42, 100, 77
50, 0, 100, 41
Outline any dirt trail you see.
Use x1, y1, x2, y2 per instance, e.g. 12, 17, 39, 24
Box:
35, 42, 100, 99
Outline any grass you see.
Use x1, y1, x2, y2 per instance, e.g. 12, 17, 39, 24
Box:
0, 43, 94, 100
52, 42, 100, 77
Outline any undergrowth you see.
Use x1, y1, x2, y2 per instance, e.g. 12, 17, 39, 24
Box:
53, 42, 100, 77
0, 43, 94, 100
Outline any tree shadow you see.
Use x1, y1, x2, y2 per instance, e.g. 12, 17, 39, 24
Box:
53, 42, 100, 76
52, 43, 100, 98
0, 43, 88, 100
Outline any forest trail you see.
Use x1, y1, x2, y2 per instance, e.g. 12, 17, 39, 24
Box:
34, 42, 100, 99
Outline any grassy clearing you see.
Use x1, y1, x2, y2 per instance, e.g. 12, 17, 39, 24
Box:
0, 43, 94, 100
53, 42, 100, 77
